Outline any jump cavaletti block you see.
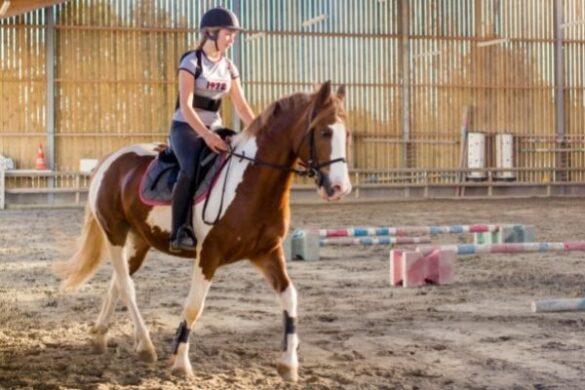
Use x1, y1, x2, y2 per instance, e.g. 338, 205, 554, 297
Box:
389, 249, 455, 287
473, 225, 536, 245
388, 241, 585, 288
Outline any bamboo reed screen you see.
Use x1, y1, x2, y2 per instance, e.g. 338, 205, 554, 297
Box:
1, 0, 584, 185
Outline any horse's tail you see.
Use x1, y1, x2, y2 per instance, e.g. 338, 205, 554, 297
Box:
53, 205, 105, 291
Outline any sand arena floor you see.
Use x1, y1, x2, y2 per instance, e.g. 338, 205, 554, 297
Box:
2, 198, 585, 389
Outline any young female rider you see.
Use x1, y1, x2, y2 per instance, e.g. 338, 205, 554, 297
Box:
169, 7, 255, 253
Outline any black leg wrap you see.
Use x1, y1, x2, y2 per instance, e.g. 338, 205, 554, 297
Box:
172, 320, 191, 355
282, 310, 297, 351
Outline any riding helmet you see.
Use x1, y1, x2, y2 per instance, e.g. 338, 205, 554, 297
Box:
200, 7, 243, 31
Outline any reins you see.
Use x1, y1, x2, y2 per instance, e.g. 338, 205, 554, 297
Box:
202, 102, 347, 225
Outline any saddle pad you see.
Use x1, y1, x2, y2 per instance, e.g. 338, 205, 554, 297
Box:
139, 154, 226, 206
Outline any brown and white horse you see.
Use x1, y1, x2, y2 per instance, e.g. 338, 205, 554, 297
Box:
54, 81, 351, 382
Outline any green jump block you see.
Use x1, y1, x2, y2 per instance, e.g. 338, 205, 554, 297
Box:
473, 225, 535, 245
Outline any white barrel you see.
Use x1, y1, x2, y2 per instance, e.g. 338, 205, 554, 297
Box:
495, 133, 515, 179
467, 132, 486, 179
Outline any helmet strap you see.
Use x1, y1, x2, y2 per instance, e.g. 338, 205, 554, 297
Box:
197, 36, 207, 50
206, 29, 219, 42
204, 29, 221, 52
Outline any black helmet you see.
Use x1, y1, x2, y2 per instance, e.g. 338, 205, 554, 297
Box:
200, 7, 243, 31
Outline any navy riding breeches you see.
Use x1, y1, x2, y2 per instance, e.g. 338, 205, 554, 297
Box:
169, 121, 206, 180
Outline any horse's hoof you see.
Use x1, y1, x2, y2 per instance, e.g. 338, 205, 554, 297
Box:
91, 335, 108, 354
171, 365, 194, 378
277, 362, 299, 382
137, 347, 158, 362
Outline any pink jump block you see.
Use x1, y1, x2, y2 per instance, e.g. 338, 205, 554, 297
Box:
389, 249, 456, 287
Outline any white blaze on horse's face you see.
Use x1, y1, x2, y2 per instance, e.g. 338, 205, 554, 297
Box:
318, 121, 352, 201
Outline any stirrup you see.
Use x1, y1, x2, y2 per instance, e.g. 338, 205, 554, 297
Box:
169, 227, 197, 253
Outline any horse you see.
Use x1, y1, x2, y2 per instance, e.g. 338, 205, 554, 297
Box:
53, 81, 351, 382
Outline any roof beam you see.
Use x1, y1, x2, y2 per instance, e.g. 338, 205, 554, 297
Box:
0, 0, 65, 18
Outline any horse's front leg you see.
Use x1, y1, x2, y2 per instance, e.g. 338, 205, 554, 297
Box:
171, 257, 213, 377
252, 246, 299, 382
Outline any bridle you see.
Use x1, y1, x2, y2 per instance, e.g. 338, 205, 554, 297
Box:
301, 122, 347, 187
227, 104, 347, 186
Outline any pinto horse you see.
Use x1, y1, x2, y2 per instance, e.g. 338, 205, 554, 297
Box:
54, 81, 351, 382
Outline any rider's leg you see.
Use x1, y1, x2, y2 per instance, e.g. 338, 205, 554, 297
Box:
168, 122, 205, 252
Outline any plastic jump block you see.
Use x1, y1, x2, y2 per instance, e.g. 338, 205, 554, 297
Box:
291, 229, 320, 261
283, 233, 293, 262
389, 249, 455, 288
473, 225, 535, 245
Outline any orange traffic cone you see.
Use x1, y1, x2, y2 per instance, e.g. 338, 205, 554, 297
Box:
35, 143, 47, 170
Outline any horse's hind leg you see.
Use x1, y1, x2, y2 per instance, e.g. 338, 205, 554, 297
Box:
91, 273, 119, 353
106, 238, 156, 362
91, 232, 150, 354
251, 246, 299, 382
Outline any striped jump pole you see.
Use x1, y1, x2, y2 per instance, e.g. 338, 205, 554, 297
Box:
320, 236, 432, 247
416, 241, 585, 256
318, 223, 524, 238
290, 229, 434, 261
531, 298, 585, 313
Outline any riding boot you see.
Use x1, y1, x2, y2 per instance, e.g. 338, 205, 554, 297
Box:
169, 172, 197, 253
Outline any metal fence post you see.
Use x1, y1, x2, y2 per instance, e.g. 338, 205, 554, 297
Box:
46, 5, 56, 203
398, 0, 411, 169
232, 0, 242, 133
553, 0, 567, 184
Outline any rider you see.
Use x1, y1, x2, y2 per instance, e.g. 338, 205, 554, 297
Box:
169, 6, 255, 253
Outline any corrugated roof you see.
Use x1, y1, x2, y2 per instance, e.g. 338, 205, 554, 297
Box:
0, 0, 66, 18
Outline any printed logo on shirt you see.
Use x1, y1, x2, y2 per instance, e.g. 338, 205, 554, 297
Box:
206, 81, 228, 91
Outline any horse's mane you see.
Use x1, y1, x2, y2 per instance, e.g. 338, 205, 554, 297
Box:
243, 92, 311, 137
242, 88, 346, 138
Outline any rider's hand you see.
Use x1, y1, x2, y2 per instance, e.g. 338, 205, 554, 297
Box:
202, 131, 228, 153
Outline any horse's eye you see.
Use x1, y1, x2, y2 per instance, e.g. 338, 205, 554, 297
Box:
320, 128, 333, 138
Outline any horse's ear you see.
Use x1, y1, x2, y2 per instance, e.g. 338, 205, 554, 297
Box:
314, 80, 332, 108
336, 84, 346, 100
272, 101, 282, 116
257, 100, 281, 127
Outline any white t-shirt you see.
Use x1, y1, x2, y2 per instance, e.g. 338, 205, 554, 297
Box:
172, 50, 239, 129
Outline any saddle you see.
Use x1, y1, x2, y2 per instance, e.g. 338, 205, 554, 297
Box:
139, 129, 236, 206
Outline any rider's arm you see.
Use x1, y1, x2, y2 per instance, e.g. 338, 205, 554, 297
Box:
230, 78, 255, 128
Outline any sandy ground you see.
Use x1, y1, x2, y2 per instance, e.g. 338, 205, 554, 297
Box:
2, 198, 585, 389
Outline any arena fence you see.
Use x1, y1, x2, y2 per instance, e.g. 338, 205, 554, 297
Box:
2, 165, 585, 209
1, 0, 585, 207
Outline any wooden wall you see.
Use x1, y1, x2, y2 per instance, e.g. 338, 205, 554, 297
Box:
0, 0, 584, 185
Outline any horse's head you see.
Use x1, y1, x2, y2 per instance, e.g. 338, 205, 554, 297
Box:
295, 81, 352, 201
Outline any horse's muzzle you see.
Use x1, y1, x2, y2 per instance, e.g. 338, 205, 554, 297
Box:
318, 174, 352, 201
